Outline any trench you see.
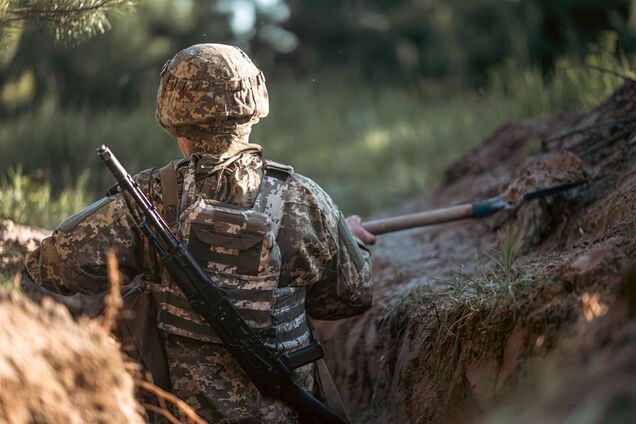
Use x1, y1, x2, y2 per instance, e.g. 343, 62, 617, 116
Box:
314, 81, 636, 423
1, 83, 636, 423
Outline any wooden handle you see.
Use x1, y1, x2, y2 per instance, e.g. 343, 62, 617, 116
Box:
362, 203, 475, 235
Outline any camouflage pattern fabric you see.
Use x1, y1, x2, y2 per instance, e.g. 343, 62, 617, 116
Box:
154, 158, 293, 344
25, 150, 373, 423
165, 333, 313, 423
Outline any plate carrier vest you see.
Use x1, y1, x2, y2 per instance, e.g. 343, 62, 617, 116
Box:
148, 158, 311, 352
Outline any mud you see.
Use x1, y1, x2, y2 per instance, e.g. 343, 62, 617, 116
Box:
502, 150, 586, 204
0, 289, 143, 423
315, 81, 636, 423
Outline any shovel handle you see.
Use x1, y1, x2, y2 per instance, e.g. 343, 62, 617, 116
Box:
362, 197, 508, 235
363, 203, 474, 235
362, 181, 584, 236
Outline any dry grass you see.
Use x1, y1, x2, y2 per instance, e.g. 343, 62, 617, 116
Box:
137, 380, 206, 424
102, 249, 123, 332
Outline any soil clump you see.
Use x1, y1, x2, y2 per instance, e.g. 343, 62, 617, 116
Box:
0, 289, 143, 423
315, 81, 636, 423
484, 263, 636, 424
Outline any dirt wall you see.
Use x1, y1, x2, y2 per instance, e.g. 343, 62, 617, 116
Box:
315, 81, 636, 423
0, 290, 143, 423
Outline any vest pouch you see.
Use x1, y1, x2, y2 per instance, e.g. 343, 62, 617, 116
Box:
155, 271, 279, 343
181, 200, 275, 278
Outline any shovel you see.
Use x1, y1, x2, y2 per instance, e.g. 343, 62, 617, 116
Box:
362, 181, 584, 235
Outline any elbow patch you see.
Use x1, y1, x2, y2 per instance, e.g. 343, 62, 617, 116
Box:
337, 213, 365, 273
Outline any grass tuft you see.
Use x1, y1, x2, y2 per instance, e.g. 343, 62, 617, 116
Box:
378, 227, 531, 386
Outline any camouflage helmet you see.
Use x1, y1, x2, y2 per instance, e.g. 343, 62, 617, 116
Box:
156, 44, 269, 144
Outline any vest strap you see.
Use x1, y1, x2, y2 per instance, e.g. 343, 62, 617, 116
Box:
159, 162, 179, 229
253, 162, 294, 235
317, 358, 351, 422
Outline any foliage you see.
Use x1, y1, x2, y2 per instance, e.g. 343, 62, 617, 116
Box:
281, 0, 635, 85
0, 0, 135, 46
0, 0, 230, 113
489, 32, 636, 115
2, 1, 635, 116
0, 167, 90, 228
0, 39, 632, 223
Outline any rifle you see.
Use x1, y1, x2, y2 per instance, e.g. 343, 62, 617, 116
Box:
98, 145, 346, 424
363, 181, 583, 235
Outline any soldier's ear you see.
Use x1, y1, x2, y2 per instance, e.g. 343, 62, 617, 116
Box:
177, 137, 194, 157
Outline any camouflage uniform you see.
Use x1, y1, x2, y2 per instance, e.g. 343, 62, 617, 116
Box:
25, 44, 372, 423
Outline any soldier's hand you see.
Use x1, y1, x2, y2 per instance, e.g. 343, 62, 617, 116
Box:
346, 215, 376, 246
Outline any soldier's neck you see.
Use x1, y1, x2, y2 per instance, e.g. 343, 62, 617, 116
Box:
194, 128, 262, 162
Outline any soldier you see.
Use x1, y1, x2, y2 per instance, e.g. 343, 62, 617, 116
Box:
25, 44, 375, 423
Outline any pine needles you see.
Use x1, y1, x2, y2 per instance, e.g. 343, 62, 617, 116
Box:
0, 0, 135, 47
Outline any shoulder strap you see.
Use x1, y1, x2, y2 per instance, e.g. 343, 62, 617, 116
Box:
263, 159, 294, 178
159, 162, 179, 229
316, 358, 350, 422
253, 161, 294, 234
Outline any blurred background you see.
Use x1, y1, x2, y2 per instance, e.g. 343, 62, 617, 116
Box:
1, 0, 636, 227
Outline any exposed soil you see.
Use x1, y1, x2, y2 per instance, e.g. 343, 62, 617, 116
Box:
315, 81, 636, 423
485, 263, 636, 423
0, 219, 49, 279
0, 289, 143, 423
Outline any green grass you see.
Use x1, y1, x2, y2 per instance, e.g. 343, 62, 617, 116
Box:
378, 227, 530, 388
0, 273, 21, 290
0, 167, 90, 228
1, 34, 633, 227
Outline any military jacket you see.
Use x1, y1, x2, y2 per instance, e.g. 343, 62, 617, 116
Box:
25, 151, 373, 423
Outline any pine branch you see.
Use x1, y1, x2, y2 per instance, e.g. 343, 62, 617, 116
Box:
1, 0, 136, 45
9, 0, 119, 16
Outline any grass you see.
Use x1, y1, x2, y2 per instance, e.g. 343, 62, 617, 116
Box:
379, 227, 531, 385
0, 33, 633, 227
0, 273, 21, 290
0, 167, 90, 228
